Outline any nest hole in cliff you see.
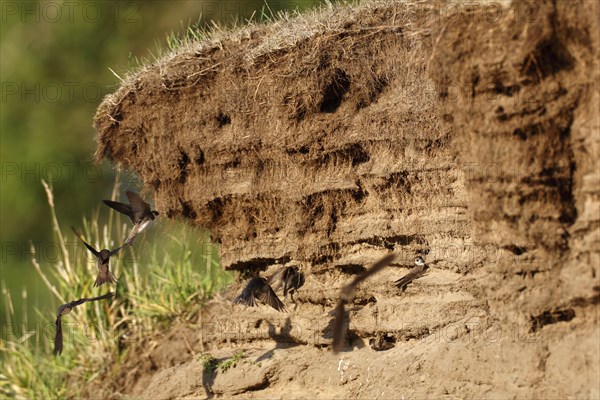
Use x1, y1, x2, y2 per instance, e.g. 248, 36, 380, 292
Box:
503, 244, 528, 255
522, 38, 574, 81
216, 112, 231, 127
180, 200, 197, 220
319, 69, 351, 113
529, 308, 576, 333
177, 147, 191, 184
230, 256, 292, 277
319, 143, 371, 167
339, 264, 367, 275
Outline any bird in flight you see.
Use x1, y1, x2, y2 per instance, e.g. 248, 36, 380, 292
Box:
54, 292, 114, 356
268, 266, 305, 304
332, 253, 397, 354
394, 256, 429, 291
103, 190, 159, 245
72, 226, 122, 287
234, 276, 287, 312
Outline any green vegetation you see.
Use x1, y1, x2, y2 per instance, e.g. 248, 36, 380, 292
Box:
1, 1, 332, 397
216, 350, 247, 373
1, 0, 326, 335
199, 350, 247, 374
0, 179, 233, 398
199, 352, 218, 371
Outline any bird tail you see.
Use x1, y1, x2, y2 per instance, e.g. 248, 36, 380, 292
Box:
125, 220, 152, 245
394, 276, 412, 290
124, 224, 141, 245
94, 271, 117, 287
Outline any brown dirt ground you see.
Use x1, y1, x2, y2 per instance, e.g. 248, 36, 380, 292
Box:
91, 0, 599, 398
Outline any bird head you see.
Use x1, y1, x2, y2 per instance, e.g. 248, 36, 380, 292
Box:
99, 249, 112, 262
152, 210, 160, 218
414, 256, 426, 266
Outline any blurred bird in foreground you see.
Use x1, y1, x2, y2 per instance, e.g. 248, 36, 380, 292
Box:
268, 266, 305, 303
332, 253, 397, 353
234, 276, 287, 312
103, 190, 159, 245
394, 256, 428, 291
54, 292, 114, 356
72, 226, 123, 287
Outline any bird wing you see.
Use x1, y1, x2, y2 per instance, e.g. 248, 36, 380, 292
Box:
109, 245, 123, 257
350, 253, 397, 288
394, 265, 428, 289
64, 292, 115, 309
233, 278, 261, 307
256, 283, 287, 312
331, 300, 348, 354
71, 226, 101, 258
102, 200, 134, 222
126, 191, 151, 221
233, 292, 257, 307
266, 267, 286, 292
53, 316, 63, 356
66, 298, 89, 308
88, 292, 115, 302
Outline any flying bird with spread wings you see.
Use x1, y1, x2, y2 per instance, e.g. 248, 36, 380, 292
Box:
332, 253, 397, 353
72, 226, 122, 287
103, 190, 159, 245
54, 292, 114, 356
233, 276, 287, 312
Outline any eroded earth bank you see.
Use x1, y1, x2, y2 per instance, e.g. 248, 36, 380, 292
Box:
91, 1, 599, 398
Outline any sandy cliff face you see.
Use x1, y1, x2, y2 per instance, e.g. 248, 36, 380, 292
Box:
93, 1, 598, 398
428, 0, 600, 341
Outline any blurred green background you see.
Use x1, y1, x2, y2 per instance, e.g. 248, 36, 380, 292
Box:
0, 0, 325, 340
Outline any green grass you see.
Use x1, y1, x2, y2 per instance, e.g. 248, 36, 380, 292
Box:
198, 350, 247, 374
115, 0, 349, 85
0, 177, 233, 399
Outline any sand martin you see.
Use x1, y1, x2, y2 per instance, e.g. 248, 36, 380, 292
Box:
268, 266, 305, 303
54, 292, 114, 356
332, 253, 397, 353
234, 276, 286, 312
103, 190, 159, 244
72, 227, 122, 287
369, 333, 395, 351
394, 256, 428, 291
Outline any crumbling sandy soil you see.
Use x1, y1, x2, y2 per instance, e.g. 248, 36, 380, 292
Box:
91, 0, 599, 398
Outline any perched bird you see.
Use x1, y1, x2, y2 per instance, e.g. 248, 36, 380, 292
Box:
332, 253, 397, 353
369, 333, 395, 351
54, 292, 115, 356
103, 191, 159, 245
268, 266, 305, 303
234, 276, 286, 312
72, 227, 122, 287
394, 256, 429, 291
